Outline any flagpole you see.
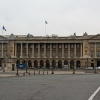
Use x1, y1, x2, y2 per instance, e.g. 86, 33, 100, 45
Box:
45, 22, 46, 36
2, 27, 3, 36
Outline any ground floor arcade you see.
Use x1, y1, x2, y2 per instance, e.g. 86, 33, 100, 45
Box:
0, 58, 100, 71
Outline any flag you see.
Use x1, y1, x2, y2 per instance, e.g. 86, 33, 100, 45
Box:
45, 20, 48, 24
3, 26, 6, 31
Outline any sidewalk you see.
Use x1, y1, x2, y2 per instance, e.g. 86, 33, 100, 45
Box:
0, 69, 97, 78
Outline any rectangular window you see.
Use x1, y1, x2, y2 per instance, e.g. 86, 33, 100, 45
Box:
76, 44, 80, 48
71, 44, 74, 49
97, 43, 100, 48
90, 43, 94, 48
90, 51, 94, 57
65, 44, 67, 48
97, 52, 100, 57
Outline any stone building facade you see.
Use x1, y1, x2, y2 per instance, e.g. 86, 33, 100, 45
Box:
0, 33, 100, 71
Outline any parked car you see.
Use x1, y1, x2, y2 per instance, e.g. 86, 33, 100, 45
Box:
96, 66, 100, 69
0, 67, 2, 70
85, 67, 93, 70
62, 65, 68, 70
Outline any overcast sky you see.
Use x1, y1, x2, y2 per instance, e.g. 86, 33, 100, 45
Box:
0, 0, 100, 36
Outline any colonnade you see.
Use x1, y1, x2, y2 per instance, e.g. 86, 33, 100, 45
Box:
15, 43, 83, 58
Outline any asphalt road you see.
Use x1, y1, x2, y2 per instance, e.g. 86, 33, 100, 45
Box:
0, 74, 100, 100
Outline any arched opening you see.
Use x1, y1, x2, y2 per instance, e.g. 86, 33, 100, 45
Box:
58, 60, 62, 68
40, 60, 44, 68
97, 61, 100, 67
0, 59, 2, 68
22, 60, 26, 64
52, 60, 56, 68
28, 60, 32, 68
76, 60, 81, 69
16, 60, 20, 64
34, 60, 38, 68
46, 60, 50, 68
64, 60, 68, 65
70, 60, 74, 69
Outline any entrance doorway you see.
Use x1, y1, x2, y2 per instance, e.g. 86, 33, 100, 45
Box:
70, 60, 74, 69
97, 61, 100, 67
46, 60, 50, 68
40, 60, 44, 68
58, 60, 62, 68
52, 60, 56, 68
76, 60, 81, 69
91, 63, 94, 68
34, 60, 38, 68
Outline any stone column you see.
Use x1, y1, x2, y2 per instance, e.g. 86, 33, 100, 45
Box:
50, 43, 52, 58
15, 43, 17, 58
32, 61, 34, 68
32, 43, 34, 58
20, 43, 22, 58
95, 43, 96, 57
2, 43, 3, 58
26, 43, 28, 58
62, 60, 64, 66
50, 61, 52, 67
74, 60, 76, 69
38, 43, 40, 58
74, 44, 76, 57
44, 43, 46, 58
56, 60, 58, 69
68, 44, 70, 58
68, 61, 70, 69
62, 44, 64, 58
81, 43, 82, 57
56, 44, 58, 58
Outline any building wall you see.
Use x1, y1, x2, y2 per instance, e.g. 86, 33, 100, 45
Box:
1, 34, 100, 70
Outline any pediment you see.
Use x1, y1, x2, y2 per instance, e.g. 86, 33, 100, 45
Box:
89, 34, 100, 40
0, 35, 8, 40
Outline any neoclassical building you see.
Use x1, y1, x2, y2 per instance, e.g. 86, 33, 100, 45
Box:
0, 32, 100, 71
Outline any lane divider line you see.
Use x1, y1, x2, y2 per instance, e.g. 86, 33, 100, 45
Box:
88, 86, 100, 100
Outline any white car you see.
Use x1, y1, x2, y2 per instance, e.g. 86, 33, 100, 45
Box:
85, 67, 93, 70
0, 67, 2, 70
62, 65, 68, 70
96, 66, 100, 69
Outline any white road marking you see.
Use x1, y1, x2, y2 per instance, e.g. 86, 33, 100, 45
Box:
88, 86, 100, 100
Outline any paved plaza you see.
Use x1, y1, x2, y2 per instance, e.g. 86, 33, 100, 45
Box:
0, 70, 100, 100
